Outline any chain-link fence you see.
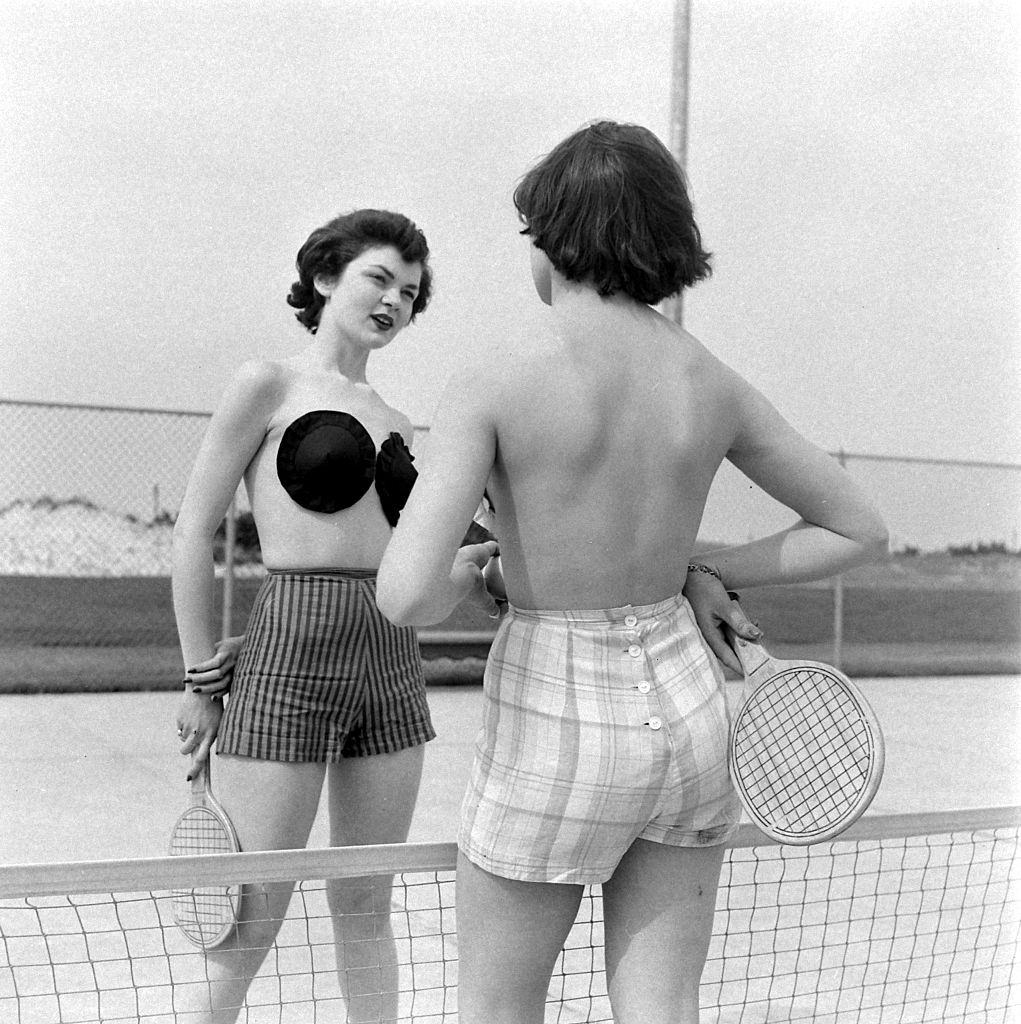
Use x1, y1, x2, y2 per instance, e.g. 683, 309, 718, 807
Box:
1, 399, 1018, 688
0, 400, 440, 688
0, 400, 208, 574
0, 400, 221, 661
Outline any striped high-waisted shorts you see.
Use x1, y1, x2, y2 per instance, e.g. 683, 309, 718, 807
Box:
458, 591, 740, 884
217, 569, 435, 762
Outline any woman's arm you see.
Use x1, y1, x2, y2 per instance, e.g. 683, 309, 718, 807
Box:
701, 382, 889, 590
172, 362, 281, 773
172, 362, 281, 665
377, 369, 499, 626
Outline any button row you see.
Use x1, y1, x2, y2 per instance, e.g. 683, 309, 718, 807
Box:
625, 636, 656, 730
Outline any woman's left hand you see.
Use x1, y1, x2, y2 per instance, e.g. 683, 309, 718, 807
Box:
185, 634, 245, 696
683, 569, 762, 675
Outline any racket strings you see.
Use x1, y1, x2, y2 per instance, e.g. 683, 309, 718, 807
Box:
733, 669, 875, 835
169, 806, 236, 856
169, 806, 240, 947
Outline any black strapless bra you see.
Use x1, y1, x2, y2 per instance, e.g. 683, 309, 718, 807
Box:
275, 410, 417, 526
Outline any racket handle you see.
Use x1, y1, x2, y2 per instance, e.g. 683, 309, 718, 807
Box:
190, 760, 210, 798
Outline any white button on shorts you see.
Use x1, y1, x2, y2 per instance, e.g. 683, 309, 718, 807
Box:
624, 614, 638, 627
637, 681, 651, 694
627, 644, 642, 658
648, 716, 663, 730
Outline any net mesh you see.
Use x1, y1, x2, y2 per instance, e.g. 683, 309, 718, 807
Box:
1, 811, 1017, 1023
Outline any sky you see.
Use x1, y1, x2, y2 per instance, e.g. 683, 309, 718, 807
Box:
1, 0, 1019, 546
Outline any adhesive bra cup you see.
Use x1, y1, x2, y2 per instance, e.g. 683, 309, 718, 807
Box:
275, 410, 417, 525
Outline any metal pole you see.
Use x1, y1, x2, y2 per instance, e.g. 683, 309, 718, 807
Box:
833, 450, 847, 668
667, 0, 692, 327
670, 0, 691, 174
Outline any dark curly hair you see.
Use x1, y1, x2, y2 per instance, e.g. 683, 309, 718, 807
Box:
286, 209, 433, 333
513, 121, 711, 305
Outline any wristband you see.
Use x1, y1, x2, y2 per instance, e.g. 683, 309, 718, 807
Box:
687, 562, 723, 584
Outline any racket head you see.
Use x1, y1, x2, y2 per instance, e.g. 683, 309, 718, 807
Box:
168, 760, 241, 949
728, 640, 885, 845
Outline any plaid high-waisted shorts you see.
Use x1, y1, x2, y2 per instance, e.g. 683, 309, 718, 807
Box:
458, 591, 740, 884
217, 569, 435, 762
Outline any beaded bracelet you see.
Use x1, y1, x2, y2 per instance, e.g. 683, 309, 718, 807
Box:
687, 562, 723, 584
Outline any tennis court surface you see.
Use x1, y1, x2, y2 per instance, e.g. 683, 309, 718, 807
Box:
1, 678, 1018, 1021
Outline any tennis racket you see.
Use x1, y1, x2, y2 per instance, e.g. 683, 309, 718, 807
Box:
727, 632, 885, 845
168, 759, 241, 948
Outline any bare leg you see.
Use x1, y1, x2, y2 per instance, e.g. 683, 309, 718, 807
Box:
325, 744, 425, 1023
601, 839, 725, 1024
456, 853, 584, 1024
173, 756, 327, 1023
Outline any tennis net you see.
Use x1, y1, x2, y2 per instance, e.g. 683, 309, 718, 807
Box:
1, 807, 1017, 1023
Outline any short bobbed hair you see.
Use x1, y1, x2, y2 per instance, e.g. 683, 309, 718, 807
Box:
513, 121, 711, 305
286, 209, 433, 333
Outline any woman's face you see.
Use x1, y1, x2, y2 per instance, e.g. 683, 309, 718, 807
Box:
316, 245, 423, 348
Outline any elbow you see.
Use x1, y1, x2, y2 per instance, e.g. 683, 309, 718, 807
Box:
375, 575, 423, 628
853, 515, 890, 566
375, 592, 415, 628
868, 524, 891, 563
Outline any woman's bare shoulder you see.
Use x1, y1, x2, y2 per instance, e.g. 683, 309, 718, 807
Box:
439, 337, 546, 407
214, 359, 292, 423
669, 325, 758, 397
232, 357, 293, 392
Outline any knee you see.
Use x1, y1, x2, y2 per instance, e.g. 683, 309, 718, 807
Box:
233, 884, 288, 952
326, 874, 393, 918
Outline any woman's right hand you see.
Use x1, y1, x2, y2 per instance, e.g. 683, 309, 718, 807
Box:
176, 689, 225, 780
482, 553, 507, 608
456, 541, 502, 619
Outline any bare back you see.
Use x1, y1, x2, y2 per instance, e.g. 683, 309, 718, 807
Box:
383, 283, 883, 626
486, 304, 739, 609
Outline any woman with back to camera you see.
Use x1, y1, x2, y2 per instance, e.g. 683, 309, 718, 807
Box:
376, 122, 888, 1024
170, 208, 489, 1023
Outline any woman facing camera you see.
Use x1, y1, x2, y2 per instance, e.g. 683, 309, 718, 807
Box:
171, 209, 472, 1023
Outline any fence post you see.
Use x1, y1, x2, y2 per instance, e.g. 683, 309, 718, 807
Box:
221, 493, 237, 641
833, 449, 847, 669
